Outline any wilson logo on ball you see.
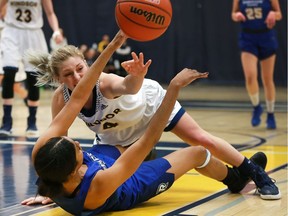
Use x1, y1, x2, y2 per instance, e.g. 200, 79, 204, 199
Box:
130, 6, 165, 25
115, 0, 172, 41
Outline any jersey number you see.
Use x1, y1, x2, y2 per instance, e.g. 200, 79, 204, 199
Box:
16, 9, 32, 23
245, 7, 263, 20
103, 122, 118, 130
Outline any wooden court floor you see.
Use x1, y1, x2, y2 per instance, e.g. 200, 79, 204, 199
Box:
0, 85, 287, 216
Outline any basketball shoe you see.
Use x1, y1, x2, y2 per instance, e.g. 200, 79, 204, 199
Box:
266, 113, 276, 129
224, 152, 267, 193
251, 104, 263, 126
0, 116, 12, 136
249, 160, 281, 200
26, 117, 39, 138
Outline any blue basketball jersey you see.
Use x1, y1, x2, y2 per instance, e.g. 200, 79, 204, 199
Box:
52, 145, 174, 215
239, 0, 272, 30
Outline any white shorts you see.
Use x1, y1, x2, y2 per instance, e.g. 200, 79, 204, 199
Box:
1, 25, 48, 71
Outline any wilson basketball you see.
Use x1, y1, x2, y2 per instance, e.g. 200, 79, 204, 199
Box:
115, 0, 172, 41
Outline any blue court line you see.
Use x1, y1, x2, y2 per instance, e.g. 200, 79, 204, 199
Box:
162, 163, 288, 216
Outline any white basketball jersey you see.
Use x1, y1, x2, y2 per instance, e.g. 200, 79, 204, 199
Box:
5, 0, 43, 29
63, 79, 181, 146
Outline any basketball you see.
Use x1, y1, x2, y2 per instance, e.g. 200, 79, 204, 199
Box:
115, 0, 172, 41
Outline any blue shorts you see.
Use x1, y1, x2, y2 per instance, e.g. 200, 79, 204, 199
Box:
118, 157, 175, 210
239, 30, 278, 60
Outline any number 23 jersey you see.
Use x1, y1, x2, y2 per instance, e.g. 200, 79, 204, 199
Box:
5, 0, 43, 29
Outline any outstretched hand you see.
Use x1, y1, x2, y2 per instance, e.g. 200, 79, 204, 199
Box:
170, 69, 209, 88
21, 196, 53, 206
121, 52, 152, 77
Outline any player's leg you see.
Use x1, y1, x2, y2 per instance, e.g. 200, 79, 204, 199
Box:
171, 112, 244, 165
164, 146, 226, 181
260, 54, 277, 129
171, 114, 280, 199
14, 64, 28, 105
241, 51, 263, 126
0, 26, 22, 136
22, 28, 48, 138
163, 146, 266, 194
25, 71, 40, 138
0, 66, 17, 136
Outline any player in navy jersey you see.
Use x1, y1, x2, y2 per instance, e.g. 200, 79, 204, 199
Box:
21, 31, 276, 215
232, 0, 282, 129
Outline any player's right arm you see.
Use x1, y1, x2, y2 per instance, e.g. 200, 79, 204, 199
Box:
231, 0, 246, 22
0, 0, 7, 20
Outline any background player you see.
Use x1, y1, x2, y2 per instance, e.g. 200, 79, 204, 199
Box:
231, 0, 282, 129
0, 0, 63, 137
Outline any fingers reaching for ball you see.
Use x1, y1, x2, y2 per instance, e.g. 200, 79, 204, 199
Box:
121, 52, 152, 77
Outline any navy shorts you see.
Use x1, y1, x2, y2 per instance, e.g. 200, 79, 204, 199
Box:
239, 30, 278, 60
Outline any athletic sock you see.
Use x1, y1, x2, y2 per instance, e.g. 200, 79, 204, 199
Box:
237, 157, 256, 177
3, 105, 12, 118
249, 93, 260, 107
266, 100, 275, 113
221, 166, 237, 185
28, 106, 37, 124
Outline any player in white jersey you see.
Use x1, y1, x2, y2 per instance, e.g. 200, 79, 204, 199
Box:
0, 0, 63, 137
62, 78, 182, 146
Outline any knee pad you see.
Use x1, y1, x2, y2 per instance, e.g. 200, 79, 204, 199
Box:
197, 149, 211, 169
26, 72, 40, 101
2, 67, 18, 98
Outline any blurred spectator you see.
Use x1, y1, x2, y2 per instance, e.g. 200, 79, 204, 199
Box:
79, 44, 88, 54
97, 34, 110, 53
113, 41, 131, 77
84, 47, 99, 66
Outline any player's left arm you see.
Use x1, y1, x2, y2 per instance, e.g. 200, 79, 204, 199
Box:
42, 0, 63, 43
265, 0, 282, 29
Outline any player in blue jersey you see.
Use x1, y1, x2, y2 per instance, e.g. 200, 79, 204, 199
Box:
21, 31, 279, 215
232, 0, 282, 129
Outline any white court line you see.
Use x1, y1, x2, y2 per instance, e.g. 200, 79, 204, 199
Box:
10, 203, 56, 216
0, 139, 93, 147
